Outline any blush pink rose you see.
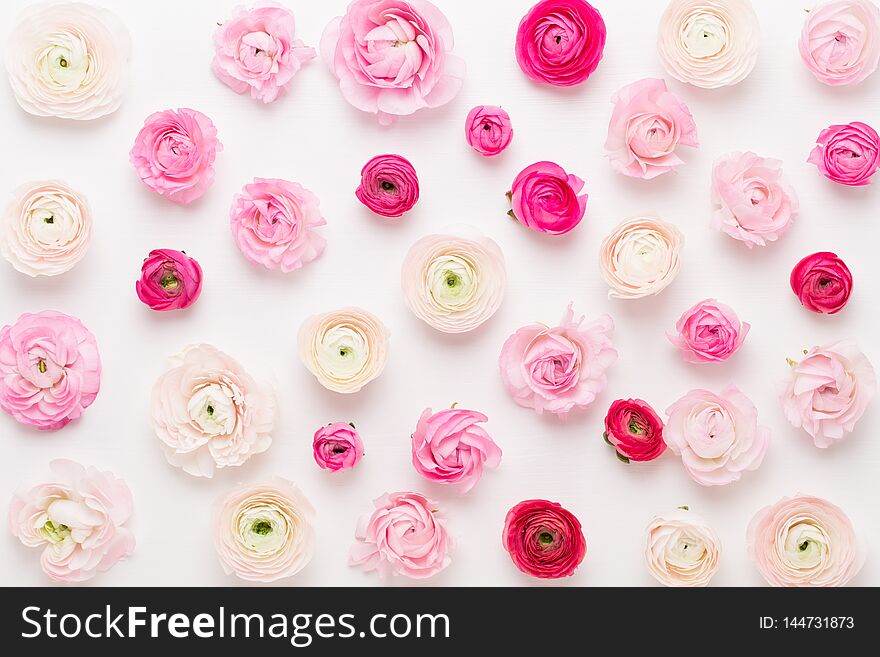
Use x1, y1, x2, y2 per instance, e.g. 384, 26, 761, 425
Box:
213, 2, 316, 103
465, 105, 513, 157
230, 178, 326, 272
355, 155, 419, 218
8, 459, 135, 582
502, 499, 587, 579
711, 151, 799, 248
799, 0, 880, 86
808, 121, 880, 186
313, 422, 364, 472
603, 398, 666, 463
499, 304, 617, 417
514, 0, 607, 87
605, 78, 699, 179
665, 386, 770, 486
508, 161, 588, 235
349, 491, 452, 579
790, 252, 853, 315
320, 0, 465, 126
135, 249, 202, 312
411, 407, 502, 493
0, 311, 101, 431
780, 340, 875, 448
130, 108, 222, 204
668, 299, 750, 364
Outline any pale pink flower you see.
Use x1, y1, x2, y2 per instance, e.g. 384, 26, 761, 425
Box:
668, 299, 749, 364
644, 508, 721, 587
799, 0, 880, 86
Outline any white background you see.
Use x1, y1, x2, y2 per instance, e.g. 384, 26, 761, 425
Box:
1, 0, 879, 587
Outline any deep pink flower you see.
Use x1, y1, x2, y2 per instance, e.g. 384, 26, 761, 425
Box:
508, 161, 588, 235
667, 299, 750, 364
135, 249, 202, 312
502, 499, 587, 579
465, 106, 513, 156
313, 422, 364, 472
808, 121, 880, 186
603, 399, 666, 463
355, 155, 419, 218
790, 252, 853, 315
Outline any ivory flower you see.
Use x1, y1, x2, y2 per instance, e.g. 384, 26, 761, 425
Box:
645, 508, 721, 587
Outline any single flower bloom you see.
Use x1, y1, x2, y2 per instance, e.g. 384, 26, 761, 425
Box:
1, 180, 92, 277
790, 252, 853, 315
411, 407, 502, 493
135, 249, 203, 312
665, 385, 770, 486
644, 507, 721, 587
780, 340, 875, 448
213, 2, 316, 103
230, 178, 326, 272
508, 161, 588, 235
320, 0, 465, 125
465, 106, 513, 157
603, 398, 666, 462
0, 311, 101, 431
808, 121, 880, 186
151, 344, 276, 478
214, 479, 315, 582
499, 304, 617, 417
349, 491, 452, 579
747, 494, 864, 587
667, 299, 750, 364
355, 155, 419, 218
313, 422, 364, 472
502, 499, 587, 579
799, 0, 880, 86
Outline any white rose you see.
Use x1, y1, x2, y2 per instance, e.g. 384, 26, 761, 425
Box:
644, 507, 721, 587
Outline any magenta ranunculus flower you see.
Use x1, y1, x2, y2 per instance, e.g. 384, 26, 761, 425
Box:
135, 249, 202, 312
514, 0, 606, 87
502, 499, 587, 579
808, 121, 880, 186
799, 0, 880, 87
411, 407, 502, 493
790, 252, 853, 315
230, 178, 326, 272
349, 492, 453, 579
499, 304, 616, 417
320, 0, 465, 125
213, 2, 316, 103
130, 108, 221, 205
313, 422, 364, 472
465, 106, 513, 157
355, 155, 419, 218
603, 399, 666, 463
668, 299, 750, 364
0, 311, 101, 431
508, 162, 587, 235
605, 78, 699, 179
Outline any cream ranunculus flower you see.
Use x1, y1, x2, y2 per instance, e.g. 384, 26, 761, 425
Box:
599, 215, 684, 299
5, 2, 131, 120
401, 232, 506, 333
214, 479, 316, 583
645, 508, 721, 587
1, 180, 92, 276
151, 344, 276, 478
657, 0, 760, 89
298, 307, 389, 393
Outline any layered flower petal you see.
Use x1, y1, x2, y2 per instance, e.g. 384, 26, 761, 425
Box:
645, 508, 721, 587
502, 499, 587, 579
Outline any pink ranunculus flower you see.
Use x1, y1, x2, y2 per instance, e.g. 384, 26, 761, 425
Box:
320, 0, 465, 126
665, 386, 770, 487
230, 178, 326, 272
605, 78, 699, 179
799, 0, 880, 86
411, 407, 502, 493
313, 422, 364, 472
747, 494, 864, 587
355, 155, 419, 218
135, 249, 202, 312
790, 252, 853, 315
9, 459, 135, 582
603, 398, 666, 463
130, 108, 222, 204
213, 2, 316, 103
508, 161, 588, 235
0, 311, 101, 431
780, 340, 875, 448
349, 491, 452, 579
808, 121, 880, 186
514, 0, 606, 87
668, 299, 750, 364
645, 508, 721, 587
499, 304, 617, 417
465, 106, 513, 157
711, 152, 799, 248
502, 499, 587, 579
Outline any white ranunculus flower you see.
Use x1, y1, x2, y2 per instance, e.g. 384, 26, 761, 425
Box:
5, 2, 131, 120
298, 307, 389, 394
1, 180, 92, 277
645, 508, 721, 587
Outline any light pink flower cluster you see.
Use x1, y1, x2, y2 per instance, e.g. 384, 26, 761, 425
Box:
799, 0, 880, 86
668, 299, 749, 364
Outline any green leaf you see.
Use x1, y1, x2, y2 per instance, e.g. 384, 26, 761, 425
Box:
615, 452, 630, 464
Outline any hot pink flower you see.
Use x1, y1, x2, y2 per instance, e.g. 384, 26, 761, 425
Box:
0, 311, 101, 431
668, 299, 750, 364
213, 2, 316, 103
808, 121, 880, 186
799, 0, 880, 87
508, 161, 588, 235
502, 499, 587, 579
313, 422, 364, 472
603, 398, 666, 463
411, 407, 502, 493
499, 304, 616, 417
465, 106, 513, 157
135, 249, 202, 312
320, 0, 465, 125
605, 78, 699, 179
790, 252, 853, 315
355, 155, 419, 218
130, 108, 221, 204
